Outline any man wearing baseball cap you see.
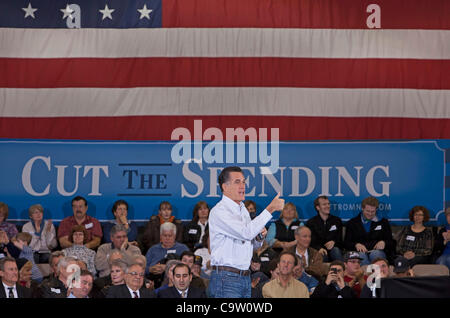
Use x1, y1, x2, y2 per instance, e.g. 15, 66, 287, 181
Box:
343, 251, 366, 298
393, 256, 414, 278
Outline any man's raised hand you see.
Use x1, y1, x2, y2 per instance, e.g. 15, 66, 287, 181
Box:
267, 192, 285, 213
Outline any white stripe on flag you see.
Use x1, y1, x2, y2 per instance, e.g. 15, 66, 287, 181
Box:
1, 87, 449, 118
1, 28, 449, 59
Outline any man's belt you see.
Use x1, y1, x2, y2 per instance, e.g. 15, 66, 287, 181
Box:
211, 265, 251, 276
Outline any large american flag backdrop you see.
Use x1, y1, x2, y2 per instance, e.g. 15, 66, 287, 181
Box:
0, 0, 449, 141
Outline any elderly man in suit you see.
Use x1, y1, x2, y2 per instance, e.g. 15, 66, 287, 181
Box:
158, 263, 206, 298
106, 262, 156, 298
0, 257, 32, 298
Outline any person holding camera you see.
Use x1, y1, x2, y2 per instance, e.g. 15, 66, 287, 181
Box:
311, 260, 356, 298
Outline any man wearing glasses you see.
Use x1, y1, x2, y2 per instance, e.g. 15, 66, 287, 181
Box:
106, 263, 155, 298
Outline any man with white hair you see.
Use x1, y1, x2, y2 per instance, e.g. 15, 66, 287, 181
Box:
39, 256, 78, 298
106, 262, 156, 298
145, 222, 189, 276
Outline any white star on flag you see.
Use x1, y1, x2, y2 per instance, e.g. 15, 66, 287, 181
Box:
22, 3, 38, 19
60, 4, 74, 20
138, 4, 152, 20
99, 4, 115, 20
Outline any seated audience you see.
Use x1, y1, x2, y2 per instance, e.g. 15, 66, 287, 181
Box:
183, 201, 210, 251
106, 262, 156, 298
67, 270, 94, 298
22, 204, 57, 264
95, 224, 142, 277
267, 203, 302, 253
57, 196, 102, 249
397, 205, 434, 266
158, 263, 206, 298
262, 251, 309, 298
311, 260, 356, 298
63, 225, 97, 277
344, 196, 396, 265
102, 200, 138, 246
142, 201, 183, 252
436, 207, 450, 269
306, 195, 344, 261
0, 202, 18, 240
287, 226, 328, 280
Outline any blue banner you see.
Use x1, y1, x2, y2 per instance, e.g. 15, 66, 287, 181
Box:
0, 140, 446, 225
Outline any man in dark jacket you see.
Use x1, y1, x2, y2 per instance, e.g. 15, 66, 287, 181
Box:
158, 263, 206, 298
311, 260, 356, 298
344, 197, 396, 265
306, 195, 344, 262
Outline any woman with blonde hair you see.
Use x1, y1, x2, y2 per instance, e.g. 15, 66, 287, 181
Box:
266, 202, 302, 253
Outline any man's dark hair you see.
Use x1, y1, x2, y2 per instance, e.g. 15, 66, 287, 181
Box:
267, 258, 279, 273
180, 250, 195, 260
172, 263, 191, 276
314, 195, 329, 212
218, 166, 243, 192
112, 199, 128, 214
0, 257, 16, 271
72, 196, 87, 206
329, 260, 345, 271
79, 269, 94, 281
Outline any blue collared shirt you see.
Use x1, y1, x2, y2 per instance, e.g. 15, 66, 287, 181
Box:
209, 195, 272, 270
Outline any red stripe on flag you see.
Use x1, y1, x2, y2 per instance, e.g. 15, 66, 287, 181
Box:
163, 0, 450, 29
1, 58, 448, 89
0, 116, 449, 140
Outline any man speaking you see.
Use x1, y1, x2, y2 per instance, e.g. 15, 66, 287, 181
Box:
208, 166, 285, 298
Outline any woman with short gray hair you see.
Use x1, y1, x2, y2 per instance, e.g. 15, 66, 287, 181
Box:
22, 204, 57, 264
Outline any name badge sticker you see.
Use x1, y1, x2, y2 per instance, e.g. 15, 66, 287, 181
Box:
329, 225, 337, 231
406, 235, 416, 241
374, 225, 382, 231
189, 229, 198, 234
85, 223, 93, 229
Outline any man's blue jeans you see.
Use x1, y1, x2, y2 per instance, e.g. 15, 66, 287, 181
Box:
208, 269, 251, 298
359, 250, 387, 266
